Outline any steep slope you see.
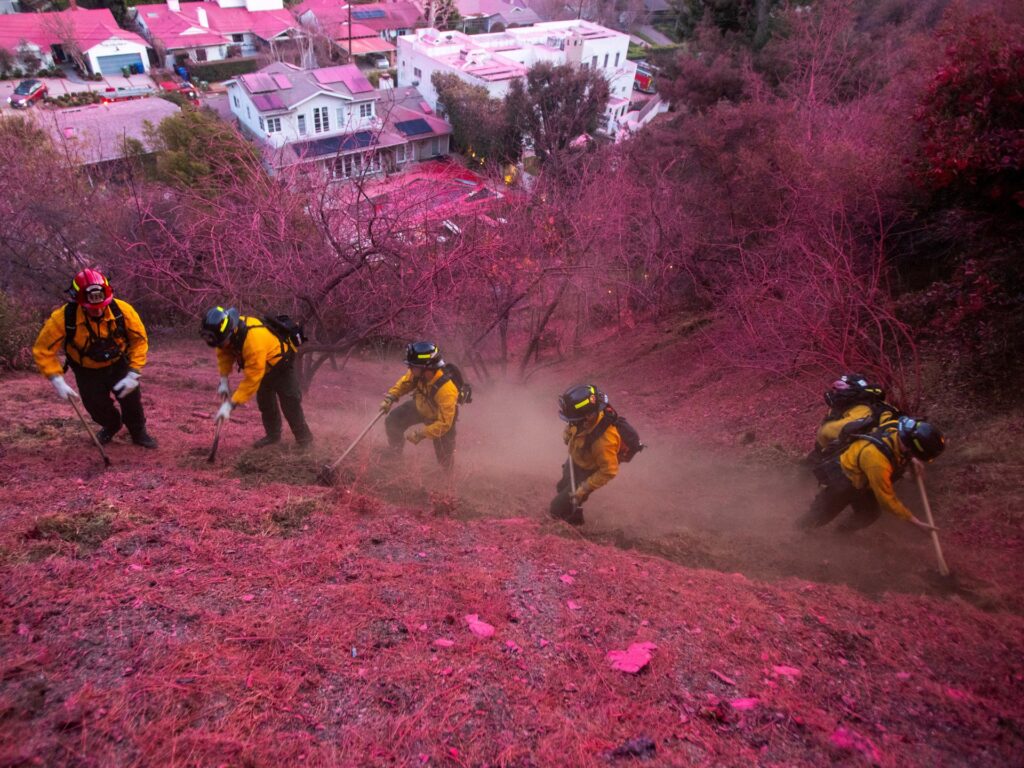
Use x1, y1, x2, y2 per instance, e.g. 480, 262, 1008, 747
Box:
1, 339, 1022, 767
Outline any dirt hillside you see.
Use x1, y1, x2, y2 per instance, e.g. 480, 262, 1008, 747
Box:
1, 334, 1022, 767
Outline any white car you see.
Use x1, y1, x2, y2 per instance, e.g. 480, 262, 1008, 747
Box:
368, 55, 389, 69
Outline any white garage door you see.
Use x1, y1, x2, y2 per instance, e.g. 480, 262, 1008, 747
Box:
96, 52, 144, 75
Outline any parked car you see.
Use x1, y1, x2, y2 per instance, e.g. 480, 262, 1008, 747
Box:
368, 54, 390, 69
8, 79, 48, 109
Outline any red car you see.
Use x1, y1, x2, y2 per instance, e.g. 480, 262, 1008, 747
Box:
8, 79, 48, 109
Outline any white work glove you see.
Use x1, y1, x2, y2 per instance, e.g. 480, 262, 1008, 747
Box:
113, 371, 141, 397
49, 375, 80, 401
218, 376, 230, 398
215, 400, 233, 424
909, 515, 938, 533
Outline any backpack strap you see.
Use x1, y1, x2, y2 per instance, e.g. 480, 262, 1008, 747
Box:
429, 369, 454, 402
582, 409, 617, 452
854, 426, 903, 472
63, 300, 128, 356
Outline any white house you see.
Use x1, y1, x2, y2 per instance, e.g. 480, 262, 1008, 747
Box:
226, 62, 452, 180
0, 8, 151, 75
397, 20, 637, 134
136, 0, 300, 68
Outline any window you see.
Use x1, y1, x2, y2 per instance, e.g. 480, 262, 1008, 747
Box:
196, 48, 208, 62
246, 106, 250, 119
232, 94, 239, 107
581, 62, 588, 70
413, 67, 422, 79
337, 107, 346, 126
614, 52, 620, 66
267, 117, 281, 133
313, 106, 329, 133
603, 53, 608, 68
429, 136, 441, 156
232, 33, 244, 43
394, 143, 407, 163
258, 116, 265, 130
298, 114, 307, 135
359, 102, 373, 118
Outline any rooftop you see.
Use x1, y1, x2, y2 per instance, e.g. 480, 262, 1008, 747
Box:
35, 98, 181, 165
0, 8, 148, 52
231, 61, 375, 112
138, 1, 297, 50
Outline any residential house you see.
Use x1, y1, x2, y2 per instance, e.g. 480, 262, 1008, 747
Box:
36, 98, 180, 174
1, 0, 22, 15
397, 20, 637, 134
642, 0, 673, 24
226, 61, 451, 180
136, 0, 300, 68
449, 0, 540, 34
0, 8, 151, 75
295, 1, 423, 64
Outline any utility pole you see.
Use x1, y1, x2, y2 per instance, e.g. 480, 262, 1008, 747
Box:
347, 2, 353, 63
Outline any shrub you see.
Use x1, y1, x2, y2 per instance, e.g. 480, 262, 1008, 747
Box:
0, 291, 35, 370
186, 57, 260, 82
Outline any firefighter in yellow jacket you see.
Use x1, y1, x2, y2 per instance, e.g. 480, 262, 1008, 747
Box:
32, 268, 156, 448
799, 416, 944, 532
200, 306, 312, 449
379, 342, 459, 470
549, 384, 621, 526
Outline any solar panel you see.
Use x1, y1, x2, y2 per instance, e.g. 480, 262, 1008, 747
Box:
353, 9, 386, 19
240, 73, 276, 93
272, 74, 292, 89
395, 118, 432, 137
313, 66, 352, 84
252, 92, 287, 111
293, 131, 375, 159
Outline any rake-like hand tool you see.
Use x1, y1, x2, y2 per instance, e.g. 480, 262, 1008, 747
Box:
207, 395, 228, 464
69, 397, 112, 467
913, 459, 951, 578
317, 411, 385, 486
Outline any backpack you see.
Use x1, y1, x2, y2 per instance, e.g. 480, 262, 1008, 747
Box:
63, 300, 127, 365
582, 405, 644, 462
812, 424, 905, 486
430, 362, 473, 405
261, 314, 307, 349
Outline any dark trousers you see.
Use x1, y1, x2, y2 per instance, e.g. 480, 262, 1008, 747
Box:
70, 358, 146, 438
549, 460, 595, 523
384, 400, 456, 469
798, 474, 882, 531
257, 360, 312, 443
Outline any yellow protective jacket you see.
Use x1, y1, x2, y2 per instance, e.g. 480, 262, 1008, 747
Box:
839, 430, 912, 520
564, 412, 621, 494
216, 316, 294, 406
816, 402, 899, 448
387, 368, 458, 439
33, 300, 148, 379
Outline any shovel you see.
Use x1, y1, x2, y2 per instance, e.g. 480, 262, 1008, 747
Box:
69, 397, 112, 467
913, 459, 951, 577
317, 411, 384, 486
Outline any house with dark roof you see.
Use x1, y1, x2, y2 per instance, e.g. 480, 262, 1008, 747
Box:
226, 61, 451, 180
449, 0, 540, 33
136, 0, 300, 68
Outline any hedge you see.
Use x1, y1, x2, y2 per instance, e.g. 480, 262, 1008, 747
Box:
186, 57, 261, 82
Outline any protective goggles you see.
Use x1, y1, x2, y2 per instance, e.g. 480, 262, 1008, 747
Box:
84, 285, 107, 305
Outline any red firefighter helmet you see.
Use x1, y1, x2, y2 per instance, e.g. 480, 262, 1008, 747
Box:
71, 268, 113, 310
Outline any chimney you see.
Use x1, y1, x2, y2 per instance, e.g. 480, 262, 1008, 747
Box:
167, 0, 180, 11
197, 7, 209, 27
378, 72, 393, 90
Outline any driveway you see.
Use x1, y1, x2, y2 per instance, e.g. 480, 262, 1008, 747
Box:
634, 25, 674, 46
0, 73, 160, 112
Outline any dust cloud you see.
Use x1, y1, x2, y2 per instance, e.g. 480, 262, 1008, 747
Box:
305, 359, 972, 601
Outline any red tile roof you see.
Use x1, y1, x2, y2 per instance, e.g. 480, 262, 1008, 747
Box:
138, 2, 296, 50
